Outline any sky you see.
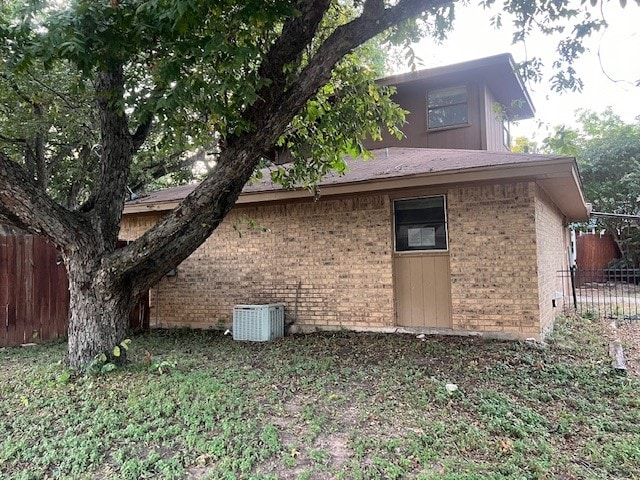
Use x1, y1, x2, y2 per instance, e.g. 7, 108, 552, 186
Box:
404, 0, 640, 143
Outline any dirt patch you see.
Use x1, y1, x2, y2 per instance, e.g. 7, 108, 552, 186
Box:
313, 432, 352, 468
185, 466, 213, 479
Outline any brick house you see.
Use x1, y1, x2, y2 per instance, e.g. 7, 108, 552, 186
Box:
120, 54, 589, 340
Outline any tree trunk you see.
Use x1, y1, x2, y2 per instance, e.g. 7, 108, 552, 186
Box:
0, 0, 453, 372
65, 253, 135, 369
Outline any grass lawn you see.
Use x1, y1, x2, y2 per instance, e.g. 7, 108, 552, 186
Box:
1, 315, 639, 480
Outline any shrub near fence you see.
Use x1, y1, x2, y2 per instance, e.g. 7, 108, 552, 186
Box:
558, 268, 640, 319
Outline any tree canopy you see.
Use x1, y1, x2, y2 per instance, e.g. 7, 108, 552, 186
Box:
0, 1, 410, 205
543, 109, 640, 266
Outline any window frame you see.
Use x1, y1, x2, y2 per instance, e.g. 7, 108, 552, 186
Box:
393, 195, 449, 253
426, 85, 469, 131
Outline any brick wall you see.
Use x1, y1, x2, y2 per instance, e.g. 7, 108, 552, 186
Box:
120, 195, 395, 330
534, 185, 568, 336
121, 181, 568, 339
447, 182, 542, 338
119, 212, 163, 240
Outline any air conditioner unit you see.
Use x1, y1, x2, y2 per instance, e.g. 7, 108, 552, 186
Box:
233, 304, 284, 341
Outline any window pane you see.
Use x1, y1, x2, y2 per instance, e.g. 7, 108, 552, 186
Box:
428, 86, 467, 108
428, 104, 468, 129
394, 196, 447, 252
427, 86, 468, 129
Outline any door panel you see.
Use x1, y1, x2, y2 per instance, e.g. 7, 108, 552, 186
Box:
433, 257, 452, 327
395, 255, 452, 328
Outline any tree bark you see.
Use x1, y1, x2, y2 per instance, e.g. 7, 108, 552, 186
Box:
65, 250, 134, 368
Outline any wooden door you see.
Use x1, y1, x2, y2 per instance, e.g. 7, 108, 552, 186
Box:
395, 254, 452, 328
391, 195, 452, 329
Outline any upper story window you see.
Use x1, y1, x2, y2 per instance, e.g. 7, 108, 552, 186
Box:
394, 196, 448, 252
427, 86, 468, 130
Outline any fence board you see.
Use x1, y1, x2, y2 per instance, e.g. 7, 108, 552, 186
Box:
24, 236, 34, 343
35, 236, 49, 342
0, 231, 147, 347
9, 234, 20, 346
0, 236, 8, 346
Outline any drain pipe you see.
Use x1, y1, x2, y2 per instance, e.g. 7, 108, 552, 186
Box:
294, 280, 301, 324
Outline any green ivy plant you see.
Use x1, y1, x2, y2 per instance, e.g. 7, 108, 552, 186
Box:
85, 338, 132, 375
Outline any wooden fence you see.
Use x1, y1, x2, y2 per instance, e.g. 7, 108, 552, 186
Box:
575, 233, 621, 287
0, 232, 69, 347
1, 230, 149, 348
576, 233, 620, 270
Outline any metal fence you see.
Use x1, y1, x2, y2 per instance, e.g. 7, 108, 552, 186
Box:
558, 268, 640, 319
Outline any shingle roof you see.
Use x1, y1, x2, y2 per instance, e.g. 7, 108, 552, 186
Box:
127, 147, 568, 206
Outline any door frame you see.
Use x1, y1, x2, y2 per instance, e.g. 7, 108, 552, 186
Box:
389, 190, 452, 328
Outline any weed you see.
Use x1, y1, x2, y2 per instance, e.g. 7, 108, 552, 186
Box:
0, 316, 639, 478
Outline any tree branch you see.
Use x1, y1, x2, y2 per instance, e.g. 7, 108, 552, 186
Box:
0, 133, 27, 144
46, 144, 75, 177
89, 66, 135, 248
109, 0, 453, 294
26, 71, 81, 110
131, 115, 153, 151
129, 149, 205, 193
0, 72, 38, 107
363, 0, 386, 17
258, 0, 331, 84
0, 150, 90, 248
33, 103, 47, 190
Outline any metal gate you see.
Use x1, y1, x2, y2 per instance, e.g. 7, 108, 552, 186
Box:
558, 267, 640, 319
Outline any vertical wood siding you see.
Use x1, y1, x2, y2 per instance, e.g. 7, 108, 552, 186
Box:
362, 81, 485, 151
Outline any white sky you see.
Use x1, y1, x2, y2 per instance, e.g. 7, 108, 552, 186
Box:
405, 0, 640, 143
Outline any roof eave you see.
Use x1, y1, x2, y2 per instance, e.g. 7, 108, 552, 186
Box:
123, 158, 588, 221
377, 53, 515, 87
377, 53, 535, 121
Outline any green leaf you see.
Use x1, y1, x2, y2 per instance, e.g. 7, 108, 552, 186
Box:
101, 363, 116, 374
56, 371, 72, 384
113, 346, 121, 357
